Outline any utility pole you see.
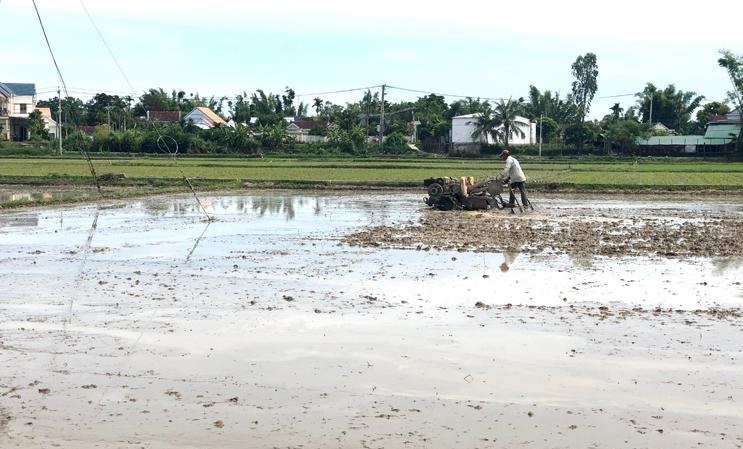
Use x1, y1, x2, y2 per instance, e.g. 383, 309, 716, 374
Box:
539, 113, 543, 157
379, 84, 385, 146
57, 87, 62, 156
106, 106, 111, 131
649, 95, 653, 126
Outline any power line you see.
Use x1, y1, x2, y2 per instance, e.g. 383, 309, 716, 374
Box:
386, 85, 510, 102
78, 0, 137, 95
31, 0, 69, 97
76, 0, 212, 221
294, 85, 382, 97
596, 92, 639, 99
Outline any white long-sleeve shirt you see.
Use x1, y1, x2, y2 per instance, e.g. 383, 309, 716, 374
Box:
500, 156, 526, 183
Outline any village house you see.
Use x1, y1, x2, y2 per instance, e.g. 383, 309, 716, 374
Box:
182, 106, 227, 129
0, 82, 37, 141
285, 119, 329, 143
450, 113, 537, 153
35, 107, 58, 138
636, 109, 741, 155
146, 110, 181, 124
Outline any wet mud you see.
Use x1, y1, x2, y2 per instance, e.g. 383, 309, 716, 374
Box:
345, 195, 743, 257
1, 191, 742, 448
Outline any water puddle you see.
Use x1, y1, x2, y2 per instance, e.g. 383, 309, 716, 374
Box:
2, 191, 742, 449
0, 191, 741, 310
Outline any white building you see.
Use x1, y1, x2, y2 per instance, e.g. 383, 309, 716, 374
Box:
183, 106, 227, 129
451, 113, 536, 146
35, 107, 58, 138
0, 82, 37, 141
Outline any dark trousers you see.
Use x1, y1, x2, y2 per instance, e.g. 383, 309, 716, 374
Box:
509, 181, 528, 206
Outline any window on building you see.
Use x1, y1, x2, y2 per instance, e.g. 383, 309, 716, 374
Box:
20, 104, 27, 114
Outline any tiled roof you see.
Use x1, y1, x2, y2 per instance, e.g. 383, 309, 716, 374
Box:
291, 120, 328, 129
195, 107, 227, 126
36, 107, 53, 119
148, 110, 181, 122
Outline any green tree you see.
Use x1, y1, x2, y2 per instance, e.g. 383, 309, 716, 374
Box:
718, 50, 743, 158
27, 110, 48, 140
604, 119, 642, 154
312, 97, 324, 115
414, 94, 450, 140
134, 88, 177, 115
250, 90, 283, 126
692, 101, 730, 134
447, 97, 487, 119
537, 116, 559, 144
718, 50, 743, 110
491, 98, 528, 148
36, 96, 87, 136
635, 84, 705, 133
571, 53, 599, 152
470, 102, 499, 143
524, 86, 578, 142
229, 92, 252, 124
282, 87, 296, 116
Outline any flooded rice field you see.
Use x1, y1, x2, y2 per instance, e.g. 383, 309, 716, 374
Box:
1, 191, 742, 448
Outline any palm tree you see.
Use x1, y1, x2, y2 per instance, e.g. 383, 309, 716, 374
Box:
491, 98, 527, 148
470, 102, 497, 143
312, 97, 324, 116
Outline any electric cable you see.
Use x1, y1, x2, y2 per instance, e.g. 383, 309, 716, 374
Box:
386, 84, 510, 102
78, 0, 213, 222
294, 85, 382, 97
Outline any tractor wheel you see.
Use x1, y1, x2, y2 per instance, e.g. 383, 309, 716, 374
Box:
436, 196, 455, 211
427, 183, 444, 198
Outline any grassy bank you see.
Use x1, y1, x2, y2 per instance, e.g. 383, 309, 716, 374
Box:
2, 155, 743, 208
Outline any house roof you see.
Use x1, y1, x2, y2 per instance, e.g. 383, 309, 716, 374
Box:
193, 106, 227, 126
291, 120, 328, 130
0, 83, 36, 96
36, 107, 53, 119
651, 122, 672, 131
704, 123, 741, 142
148, 110, 181, 122
709, 108, 741, 124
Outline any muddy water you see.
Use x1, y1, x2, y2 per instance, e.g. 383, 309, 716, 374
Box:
0, 192, 742, 449
0, 187, 97, 204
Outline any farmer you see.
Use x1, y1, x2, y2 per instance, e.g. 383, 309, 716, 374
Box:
499, 149, 529, 208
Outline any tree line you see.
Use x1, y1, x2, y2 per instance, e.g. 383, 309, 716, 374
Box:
22, 50, 743, 158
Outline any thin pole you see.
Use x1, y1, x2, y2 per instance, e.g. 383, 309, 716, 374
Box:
379, 84, 385, 146
539, 113, 543, 157
57, 87, 62, 155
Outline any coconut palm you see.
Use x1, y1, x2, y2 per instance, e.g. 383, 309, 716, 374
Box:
491, 98, 528, 148
312, 97, 324, 116
469, 102, 498, 143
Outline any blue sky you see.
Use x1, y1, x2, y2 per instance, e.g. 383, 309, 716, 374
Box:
3, 0, 742, 120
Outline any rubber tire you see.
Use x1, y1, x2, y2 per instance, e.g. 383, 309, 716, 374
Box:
436, 196, 455, 211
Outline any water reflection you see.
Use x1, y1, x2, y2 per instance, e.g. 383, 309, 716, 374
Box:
569, 252, 595, 269
499, 250, 520, 272
0, 214, 39, 228
141, 195, 324, 221
0, 191, 61, 202
251, 197, 297, 220
712, 257, 743, 275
